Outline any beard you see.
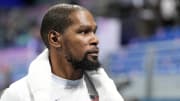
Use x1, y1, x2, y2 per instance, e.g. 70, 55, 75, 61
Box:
66, 51, 101, 71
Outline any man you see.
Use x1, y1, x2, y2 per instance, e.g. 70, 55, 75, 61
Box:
0, 3, 124, 101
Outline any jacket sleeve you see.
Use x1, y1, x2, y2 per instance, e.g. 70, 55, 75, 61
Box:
0, 88, 22, 101
86, 68, 124, 101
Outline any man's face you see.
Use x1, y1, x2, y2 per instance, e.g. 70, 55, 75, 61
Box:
61, 10, 100, 70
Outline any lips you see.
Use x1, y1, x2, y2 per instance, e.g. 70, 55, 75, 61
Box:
87, 49, 99, 57
88, 52, 98, 57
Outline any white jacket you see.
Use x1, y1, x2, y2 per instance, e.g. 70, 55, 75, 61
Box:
0, 49, 124, 101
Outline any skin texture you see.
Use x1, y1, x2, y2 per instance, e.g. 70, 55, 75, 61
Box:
48, 10, 99, 80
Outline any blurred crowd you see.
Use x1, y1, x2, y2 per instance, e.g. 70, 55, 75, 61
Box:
0, 5, 46, 52
103, 0, 180, 46
0, 0, 180, 49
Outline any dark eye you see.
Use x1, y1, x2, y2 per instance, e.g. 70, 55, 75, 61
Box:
80, 31, 86, 34
78, 30, 89, 35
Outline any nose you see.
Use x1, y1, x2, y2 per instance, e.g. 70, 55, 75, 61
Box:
90, 33, 99, 46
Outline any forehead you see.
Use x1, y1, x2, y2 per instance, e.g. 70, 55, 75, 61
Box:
69, 10, 96, 27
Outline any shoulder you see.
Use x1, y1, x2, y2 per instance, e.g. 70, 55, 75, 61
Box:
0, 76, 30, 101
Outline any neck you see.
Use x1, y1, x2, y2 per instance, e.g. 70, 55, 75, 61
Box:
49, 48, 83, 80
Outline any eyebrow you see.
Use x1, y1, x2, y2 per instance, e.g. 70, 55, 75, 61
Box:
79, 25, 97, 30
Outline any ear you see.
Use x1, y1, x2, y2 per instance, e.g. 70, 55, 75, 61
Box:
48, 31, 62, 48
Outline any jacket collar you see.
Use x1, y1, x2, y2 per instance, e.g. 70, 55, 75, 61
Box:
26, 49, 96, 101
27, 49, 52, 93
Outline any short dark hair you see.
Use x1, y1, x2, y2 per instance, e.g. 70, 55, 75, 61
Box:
40, 3, 87, 48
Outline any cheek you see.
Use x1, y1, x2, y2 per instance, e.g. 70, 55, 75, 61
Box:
72, 41, 88, 57
64, 39, 88, 59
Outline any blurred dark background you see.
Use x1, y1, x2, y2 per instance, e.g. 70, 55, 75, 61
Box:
0, 0, 180, 101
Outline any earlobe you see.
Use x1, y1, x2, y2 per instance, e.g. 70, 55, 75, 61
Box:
48, 31, 62, 48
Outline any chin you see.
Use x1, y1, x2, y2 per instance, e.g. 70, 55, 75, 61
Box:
72, 58, 101, 71
68, 52, 101, 71
82, 60, 101, 71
